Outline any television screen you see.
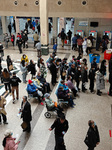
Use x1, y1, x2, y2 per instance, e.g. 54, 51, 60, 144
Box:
90, 22, 98, 27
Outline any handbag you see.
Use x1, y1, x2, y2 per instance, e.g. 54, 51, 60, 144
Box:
64, 40, 67, 44
84, 135, 89, 146
21, 121, 27, 129
9, 65, 13, 71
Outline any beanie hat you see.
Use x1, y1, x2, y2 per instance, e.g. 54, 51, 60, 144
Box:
28, 79, 32, 84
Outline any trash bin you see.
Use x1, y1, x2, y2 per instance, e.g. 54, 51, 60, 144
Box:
89, 53, 100, 63
104, 50, 112, 60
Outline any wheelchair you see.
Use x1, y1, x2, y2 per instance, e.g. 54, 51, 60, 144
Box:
58, 98, 69, 108
26, 88, 38, 101
44, 104, 58, 118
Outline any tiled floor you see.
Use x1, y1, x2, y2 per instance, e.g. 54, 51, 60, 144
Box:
0, 42, 111, 150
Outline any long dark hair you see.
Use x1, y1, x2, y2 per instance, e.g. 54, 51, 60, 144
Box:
2, 137, 7, 147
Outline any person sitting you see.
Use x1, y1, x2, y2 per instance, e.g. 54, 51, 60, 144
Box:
37, 72, 51, 93
27, 79, 44, 105
67, 76, 77, 98
44, 93, 63, 117
57, 86, 75, 108
59, 80, 69, 93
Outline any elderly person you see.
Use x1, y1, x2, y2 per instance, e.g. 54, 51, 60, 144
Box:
44, 93, 63, 117
0, 96, 8, 124
27, 79, 44, 105
2, 129, 20, 150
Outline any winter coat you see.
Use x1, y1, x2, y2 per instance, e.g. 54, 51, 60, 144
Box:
40, 63, 47, 78
81, 68, 88, 83
96, 71, 105, 90
60, 31, 66, 40
87, 39, 92, 47
33, 33, 39, 41
28, 63, 36, 75
77, 38, 83, 46
21, 101, 32, 122
6, 58, 12, 68
0, 96, 7, 115
82, 40, 87, 49
27, 84, 37, 94
45, 97, 55, 110
57, 88, 68, 100
2, 72, 10, 83
58, 83, 69, 91
109, 72, 112, 84
4, 137, 18, 150
20, 64, 27, 73
21, 55, 29, 63
89, 69, 95, 81
85, 126, 100, 148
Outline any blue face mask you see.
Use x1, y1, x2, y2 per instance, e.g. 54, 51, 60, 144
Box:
94, 122, 96, 126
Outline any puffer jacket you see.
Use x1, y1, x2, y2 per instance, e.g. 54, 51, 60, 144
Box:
96, 71, 105, 90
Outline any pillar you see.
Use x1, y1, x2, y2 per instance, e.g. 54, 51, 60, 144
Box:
15, 16, 20, 34
59, 17, 66, 33
52, 17, 58, 44
40, 0, 49, 55
1, 16, 7, 35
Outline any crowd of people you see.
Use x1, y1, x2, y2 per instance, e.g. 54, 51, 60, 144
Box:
0, 19, 111, 149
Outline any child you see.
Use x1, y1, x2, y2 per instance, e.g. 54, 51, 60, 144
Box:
53, 42, 57, 53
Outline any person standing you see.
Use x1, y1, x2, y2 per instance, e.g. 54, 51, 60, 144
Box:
72, 34, 77, 50
6, 55, 13, 72
49, 114, 69, 150
96, 34, 101, 51
77, 36, 83, 54
0, 95, 8, 124
82, 37, 87, 56
60, 28, 66, 47
86, 38, 92, 54
50, 59, 57, 86
36, 40, 41, 57
2, 129, 20, 150
8, 23, 12, 36
67, 30, 72, 43
11, 34, 15, 47
10, 72, 21, 103
20, 96, 32, 132
2, 68, 11, 94
17, 38, 22, 54
20, 60, 28, 83
33, 32, 39, 48
89, 66, 95, 93
0, 42, 4, 59
84, 120, 100, 150
4, 33, 9, 49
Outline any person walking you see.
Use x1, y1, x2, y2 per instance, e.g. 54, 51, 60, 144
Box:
20, 60, 28, 83
2, 129, 20, 150
49, 114, 69, 150
84, 120, 100, 150
77, 36, 83, 54
0, 95, 8, 124
10, 72, 21, 103
36, 41, 41, 57
72, 34, 77, 50
33, 32, 39, 48
67, 30, 72, 43
19, 96, 32, 133
17, 38, 22, 54
8, 23, 12, 36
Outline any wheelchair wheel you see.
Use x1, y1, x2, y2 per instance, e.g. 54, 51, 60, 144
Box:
44, 112, 51, 118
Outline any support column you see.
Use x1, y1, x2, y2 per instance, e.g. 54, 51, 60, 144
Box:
15, 16, 20, 34
40, 0, 49, 55
52, 17, 58, 44
59, 17, 66, 33
1, 16, 7, 35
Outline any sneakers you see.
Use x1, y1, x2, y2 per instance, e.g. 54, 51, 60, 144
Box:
13, 99, 16, 104
40, 102, 44, 106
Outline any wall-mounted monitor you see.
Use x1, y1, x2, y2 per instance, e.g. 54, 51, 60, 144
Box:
90, 22, 98, 27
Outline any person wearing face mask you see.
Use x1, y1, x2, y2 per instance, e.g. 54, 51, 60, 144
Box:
82, 37, 87, 56
2, 129, 20, 150
84, 120, 100, 150
89, 66, 96, 93
91, 58, 98, 72
21, 54, 29, 64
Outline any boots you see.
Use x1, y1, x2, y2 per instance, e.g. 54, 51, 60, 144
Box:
97, 90, 101, 96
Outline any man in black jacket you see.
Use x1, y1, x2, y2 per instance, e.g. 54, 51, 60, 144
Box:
85, 120, 100, 150
50, 59, 57, 86
49, 114, 69, 150
10, 72, 21, 103
20, 96, 32, 132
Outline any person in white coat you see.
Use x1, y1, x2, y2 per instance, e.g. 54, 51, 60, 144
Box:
82, 38, 87, 56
